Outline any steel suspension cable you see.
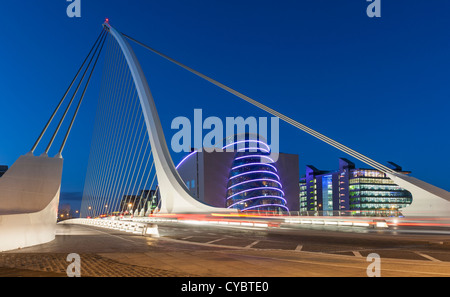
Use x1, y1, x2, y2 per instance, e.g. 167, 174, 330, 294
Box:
58, 31, 108, 155
88, 36, 123, 217
81, 34, 114, 217
128, 134, 151, 214
122, 120, 147, 213
139, 156, 156, 214
110, 91, 141, 215
30, 29, 106, 154
102, 62, 135, 215
45, 29, 108, 155
143, 167, 159, 214
122, 33, 396, 175
96, 45, 131, 216
135, 149, 153, 214
116, 110, 146, 214
106, 64, 141, 215
87, 36, 121, 217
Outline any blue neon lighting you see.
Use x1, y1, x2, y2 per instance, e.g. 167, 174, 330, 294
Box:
227, 186, 285, 200
241, 204, 290, 212
235, 155, 275, 163
228, 178, 282, 189
237, 147, 270, 153
175, 150, 198, 169
227, 195, 288, 208
229, 170, 280, 180
231, 162, 278, 172
222, 139, 270, 151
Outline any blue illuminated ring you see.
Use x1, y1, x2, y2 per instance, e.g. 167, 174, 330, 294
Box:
227, 195, 287, 208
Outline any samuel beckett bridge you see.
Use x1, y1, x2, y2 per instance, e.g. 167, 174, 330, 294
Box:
1, 20, 450, 266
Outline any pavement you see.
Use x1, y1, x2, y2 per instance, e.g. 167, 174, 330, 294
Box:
1, 222, 450, 277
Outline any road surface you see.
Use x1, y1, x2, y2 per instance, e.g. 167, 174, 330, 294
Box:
1, 220, 450, 278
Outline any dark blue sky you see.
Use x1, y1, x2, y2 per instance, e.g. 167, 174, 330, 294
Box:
1, 1, 449, 210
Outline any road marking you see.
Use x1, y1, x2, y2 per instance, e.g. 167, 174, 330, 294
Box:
206, 238, 226, 244
295, 244, 303, 251
228, 251, 450, 277
79, 224, 138, 244
415, 252, 442, 262
181, 236, 193, 240
161, 237, 243, 250
245, 241, 260, 249
352, 251, 363, 258
156, 237, 450, 276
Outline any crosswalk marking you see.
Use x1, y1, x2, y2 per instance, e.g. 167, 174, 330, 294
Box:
175, 235, 447, 264
415, 252, 442, 262
245, 241, 260, 248
206, 238, 226, 244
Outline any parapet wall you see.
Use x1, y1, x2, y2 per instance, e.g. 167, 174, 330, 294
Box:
0, 154, 63, 252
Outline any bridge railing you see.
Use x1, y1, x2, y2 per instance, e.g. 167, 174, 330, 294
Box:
59, 218, 159, 236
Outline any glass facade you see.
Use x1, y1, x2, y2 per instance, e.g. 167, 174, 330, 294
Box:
299, 158, 413, 217
322, 175, 333, 215
299, 178, 307, 210
348, 169, 412, 216
226, 136, 288, 213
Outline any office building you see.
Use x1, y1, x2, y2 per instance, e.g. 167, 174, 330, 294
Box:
177, 135, 299, 213
299, 158, 413, 216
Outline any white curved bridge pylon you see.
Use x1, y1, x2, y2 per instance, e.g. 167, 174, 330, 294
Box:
120, 25, 450, 217
104, 23, 236, 214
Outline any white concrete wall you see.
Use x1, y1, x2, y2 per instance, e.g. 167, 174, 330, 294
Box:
0, 154, 63, 252
0, 190, 60, 252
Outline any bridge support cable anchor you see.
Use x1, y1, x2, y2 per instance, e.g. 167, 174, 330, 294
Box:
30, 28, 107, 155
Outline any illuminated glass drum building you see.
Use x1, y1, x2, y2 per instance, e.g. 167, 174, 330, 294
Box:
299, 158, 413, 216
176, 135, 299, 212
225, 136, 288, 213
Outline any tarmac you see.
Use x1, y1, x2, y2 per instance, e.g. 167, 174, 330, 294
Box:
1, 223, 450, 277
